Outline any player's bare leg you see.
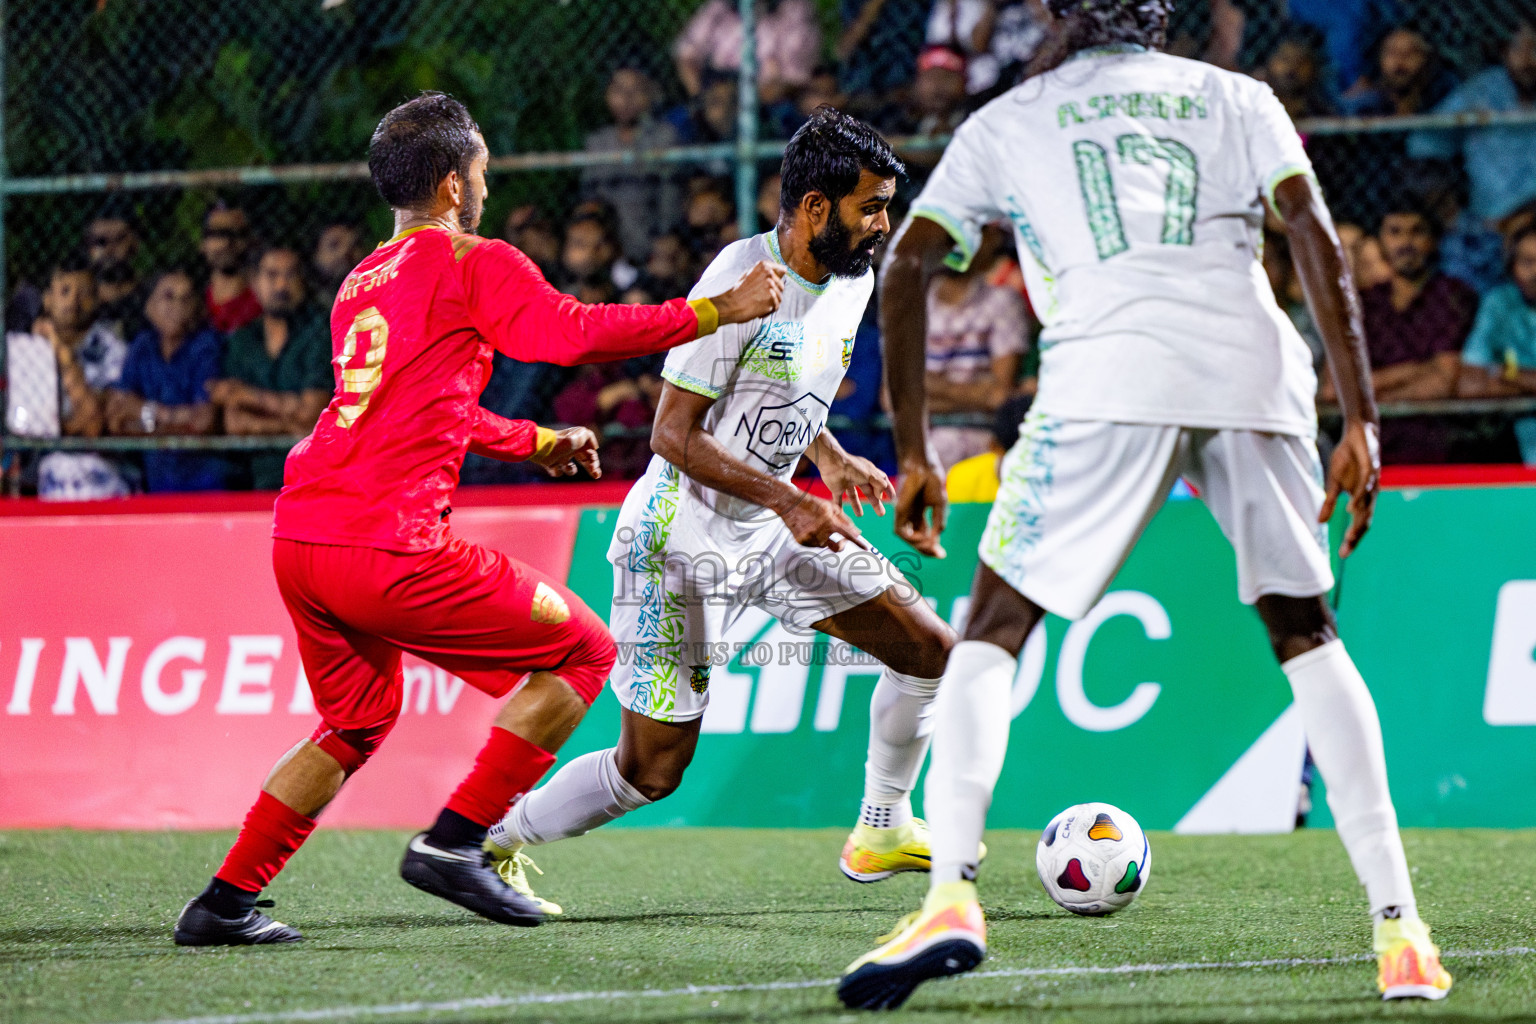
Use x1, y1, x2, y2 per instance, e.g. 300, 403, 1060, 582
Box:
839, 565, 1041, 1009
490, 589, 954, 895
402, 669, 596, 925
1257, 594, 1451, 999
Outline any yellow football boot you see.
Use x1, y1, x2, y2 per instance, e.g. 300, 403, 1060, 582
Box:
837, 880, 986, 1009
482, 840, 563, 916
1376, 916, 1451, 1000
839, 818, 986, 882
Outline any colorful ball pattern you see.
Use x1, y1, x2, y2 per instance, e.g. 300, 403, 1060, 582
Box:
1035, 801, 1151, 916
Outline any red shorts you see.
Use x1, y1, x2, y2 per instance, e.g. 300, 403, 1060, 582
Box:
273, 537, 614, 759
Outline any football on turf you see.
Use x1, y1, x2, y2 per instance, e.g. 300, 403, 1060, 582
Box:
1036, 802, 1151, 915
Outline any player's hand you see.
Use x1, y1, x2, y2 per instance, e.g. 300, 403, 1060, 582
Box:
1321, 420, 1380, 558
531, 426, 602, 479
821, 452, 893, 517
894, 457, 948, 559
777, 489, 865, 552
710, 260, 786, 325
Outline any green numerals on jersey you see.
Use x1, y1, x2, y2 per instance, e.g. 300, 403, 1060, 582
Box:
1074, 134, 1200, 260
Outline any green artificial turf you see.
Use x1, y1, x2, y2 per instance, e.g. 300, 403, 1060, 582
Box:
2, 828, 1533, 1024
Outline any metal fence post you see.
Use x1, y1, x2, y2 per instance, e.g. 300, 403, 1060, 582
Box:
734, 0, 758, 243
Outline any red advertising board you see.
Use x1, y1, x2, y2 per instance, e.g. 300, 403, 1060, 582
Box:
0, 498, 582, 828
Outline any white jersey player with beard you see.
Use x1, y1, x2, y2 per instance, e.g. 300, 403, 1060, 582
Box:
485, 110, 963, 915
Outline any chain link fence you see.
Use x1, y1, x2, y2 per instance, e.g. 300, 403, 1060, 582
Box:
3, 0, 1536, 494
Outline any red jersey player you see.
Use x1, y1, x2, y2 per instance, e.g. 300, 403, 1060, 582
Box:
174, 93, 784, 945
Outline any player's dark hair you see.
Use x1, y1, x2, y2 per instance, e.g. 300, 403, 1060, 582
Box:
779, 107, 904, 216
1026, 0, 1172, 80
51, 251, 94, 281
1377, 194, 1444, 240
368, 92, 484, 211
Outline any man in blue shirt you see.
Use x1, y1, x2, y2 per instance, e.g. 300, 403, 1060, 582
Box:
1409, 22, 1536, 291
105, 269, 227, 491
1460, 224, 1536, 462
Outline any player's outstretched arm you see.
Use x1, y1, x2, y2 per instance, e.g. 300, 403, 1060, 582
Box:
467, 406, 601, 478
880, 215, 956, 558
1273, 172, 1380, 558
464, 241, 785, 367
651, 382, 863, 552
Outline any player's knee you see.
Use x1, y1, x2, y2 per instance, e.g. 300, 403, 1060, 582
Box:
627, 762, 686, 803
310, 717, 396, 778
1255, 594, 1337, 664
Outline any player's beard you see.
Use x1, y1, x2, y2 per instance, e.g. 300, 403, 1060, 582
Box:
810, 211, 883, 279
459, 185, 484, 236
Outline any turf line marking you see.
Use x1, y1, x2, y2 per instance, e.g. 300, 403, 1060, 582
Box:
118, 945, 1536, 1024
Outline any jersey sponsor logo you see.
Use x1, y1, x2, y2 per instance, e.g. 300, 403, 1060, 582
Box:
531, 582, 571, 625
733, 391, 830, 471
1056, 92, 1209, 129
742, 322, 805, 383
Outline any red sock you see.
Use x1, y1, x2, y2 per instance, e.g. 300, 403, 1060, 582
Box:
444, 727, 557, 827
215, 791, 319, 892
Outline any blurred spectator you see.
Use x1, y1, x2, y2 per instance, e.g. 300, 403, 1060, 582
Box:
1256, 29, 1335, 120
880, 46, 970, 180
1408, 21, 1536, 286
1338, 221, 1393, 291
6, 257, 132, 499
200, 202, 259, 333
924, 224, 1028, 469
582, 66, 683, 262
210, 247, 332, 490
925, 0, 996, 94
501, 206, 563, 280
310, 223, 367, 312
837, 0, 926, 103
674, 0, 821, 103
1460, 224, 1536, 393
1205, 0, 1400, 94
561, 210, 637, 297
945, 392, 1032, 503
766, 66, 846, 138
1345, 201, 1478, 463
681, 178, 738, 264
926, 0, 1047, 96
756, 172, 783, 232
1340, 25, 1458, 116
84, 206, 146, 344
669, 70, 742, 171
644, 231, 697, 299
107, 270, 226, 492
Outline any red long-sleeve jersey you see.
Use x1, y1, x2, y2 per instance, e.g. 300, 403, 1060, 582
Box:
273, 225, 712, 552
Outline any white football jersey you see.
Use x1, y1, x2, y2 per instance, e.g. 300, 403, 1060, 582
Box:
911, 46, 1319, 436
611, 231, 871, 562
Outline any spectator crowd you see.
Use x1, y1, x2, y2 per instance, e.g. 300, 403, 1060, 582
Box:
5, 1, 1536, 498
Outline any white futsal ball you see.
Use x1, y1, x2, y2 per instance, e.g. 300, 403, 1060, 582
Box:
1035, 802, 1151, 916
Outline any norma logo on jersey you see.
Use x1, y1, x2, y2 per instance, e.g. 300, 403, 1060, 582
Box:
734, 392, 830, 471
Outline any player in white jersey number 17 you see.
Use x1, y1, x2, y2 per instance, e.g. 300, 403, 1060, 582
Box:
481, 110, 970, 911
839, 0, 1451, 1010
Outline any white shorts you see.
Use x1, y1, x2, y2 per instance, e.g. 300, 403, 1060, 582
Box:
609, 513, 906, 723
979, 412, 1333, 621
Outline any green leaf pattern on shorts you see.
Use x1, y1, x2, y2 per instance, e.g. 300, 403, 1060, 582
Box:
979, 412, 1061, 586
629, 463, 685, 720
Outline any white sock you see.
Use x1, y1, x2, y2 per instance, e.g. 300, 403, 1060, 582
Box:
488, 748, 650, 848
926, 641, 1015, 886
1283, 639, 1417, 920
859, 667, 942, 830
